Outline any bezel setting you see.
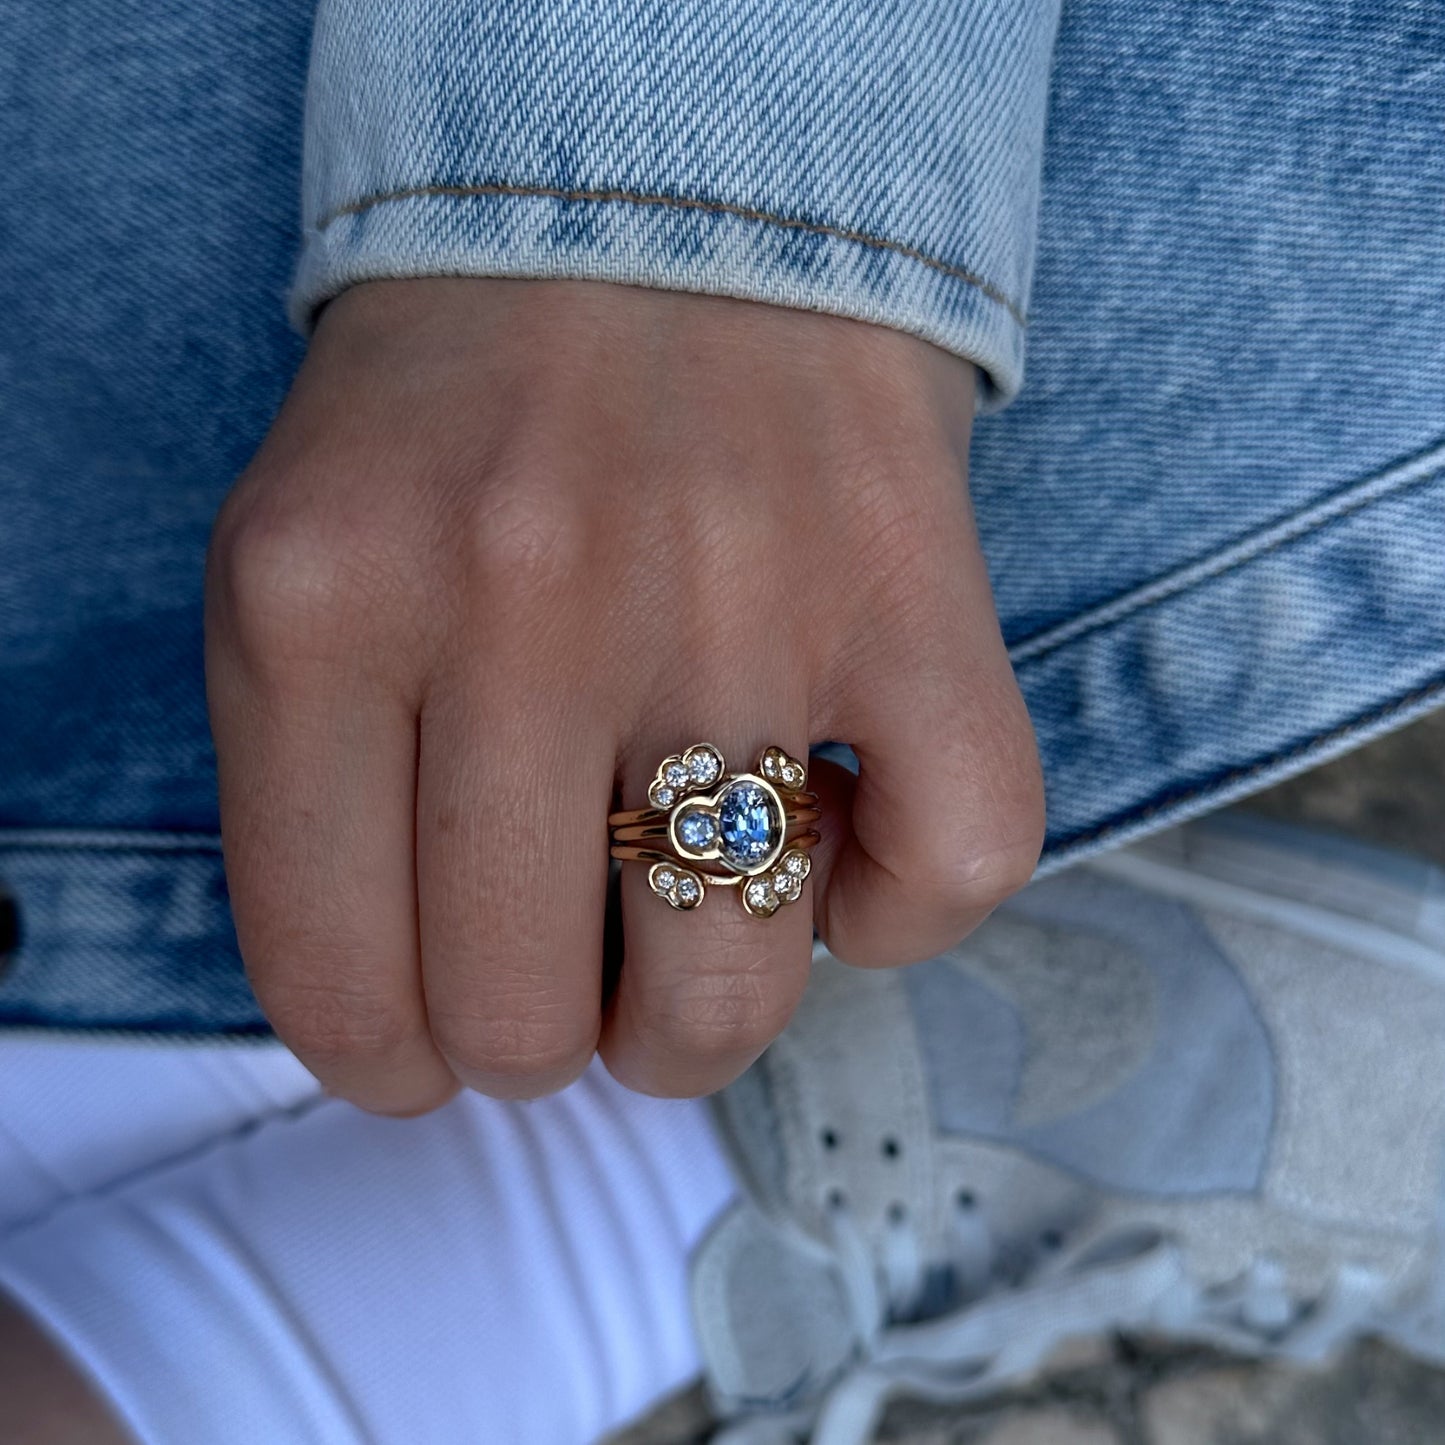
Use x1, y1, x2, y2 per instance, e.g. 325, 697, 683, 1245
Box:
667, 773, 786, 877
618, 744, 819, 916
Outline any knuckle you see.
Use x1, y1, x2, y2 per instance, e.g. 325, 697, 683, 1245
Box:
635, 971, 795, 1069
463, 476, 588, 606
914, 812, 1044, 918
916, 709, 1046, 915
209, 496, 363, 663
953, 832, 1043, 909
892, 810, 1043, 929
431, 1003, 595, 1097
361, 1078, 461, 1120
261, 977, 420, 1075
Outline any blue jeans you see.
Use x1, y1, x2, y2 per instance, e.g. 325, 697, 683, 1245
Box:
2, 1, 1443, 1033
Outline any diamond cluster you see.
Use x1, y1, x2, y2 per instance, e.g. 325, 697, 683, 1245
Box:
741, 848, 813, 918
649, 862, 705, 910
760, 746, 807, 791
648, 744, 723, 810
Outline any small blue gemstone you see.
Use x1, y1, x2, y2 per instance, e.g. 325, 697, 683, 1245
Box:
718, 781, 780, 868
678, 811, 717, 850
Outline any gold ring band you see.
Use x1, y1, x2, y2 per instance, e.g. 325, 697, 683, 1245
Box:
607, 743, 819, 918
608, 803, 820, 842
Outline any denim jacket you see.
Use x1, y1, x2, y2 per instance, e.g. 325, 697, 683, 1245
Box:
3, 1, 1443, 1035
295, 0, 1062, 405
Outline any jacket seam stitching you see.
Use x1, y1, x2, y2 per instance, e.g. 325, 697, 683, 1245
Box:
1009, 440, 1445, 668
0, 830, 222, 853
1044, 674, 1445, 858
315, 181, 1029, 327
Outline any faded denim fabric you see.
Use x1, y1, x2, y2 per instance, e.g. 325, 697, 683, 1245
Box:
1, 1, 1443, 1035
296, 0, 1062, 404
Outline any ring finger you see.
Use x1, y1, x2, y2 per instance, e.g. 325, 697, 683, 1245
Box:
600, 719, 817, 1098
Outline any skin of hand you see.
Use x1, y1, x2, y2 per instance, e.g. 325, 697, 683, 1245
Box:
0, 1294, 131, 1445
205, 277, 1045, 1112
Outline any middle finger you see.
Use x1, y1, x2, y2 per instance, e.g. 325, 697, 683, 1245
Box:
417, 669, 615, 1099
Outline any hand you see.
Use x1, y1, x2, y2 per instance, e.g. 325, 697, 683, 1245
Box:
205, 278, 1044, 1112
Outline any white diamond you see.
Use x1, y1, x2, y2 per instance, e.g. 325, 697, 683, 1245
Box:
746, 880, 774, 909
652, 785, 675, 808
676, 876, 701, 904
762, 754, 780, 777
784, 852, 808, 877
774, 872, 800, 900
688, 750, 719, 783
665, 763, 688, 787
783, 764, 803, 787
654, 869, 677, 892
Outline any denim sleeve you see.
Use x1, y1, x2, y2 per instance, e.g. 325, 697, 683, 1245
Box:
292, 0, 1061, 405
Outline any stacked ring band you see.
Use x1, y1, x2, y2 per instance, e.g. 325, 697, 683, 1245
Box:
608, 743, 820, 918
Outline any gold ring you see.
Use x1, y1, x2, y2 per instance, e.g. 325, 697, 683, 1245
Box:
608, 743, 820, 918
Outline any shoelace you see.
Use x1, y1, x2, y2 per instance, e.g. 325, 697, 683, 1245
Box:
714, 1200, 1394, 1445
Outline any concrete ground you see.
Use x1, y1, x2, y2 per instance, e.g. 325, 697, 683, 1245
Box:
614, 708, 1445, 1444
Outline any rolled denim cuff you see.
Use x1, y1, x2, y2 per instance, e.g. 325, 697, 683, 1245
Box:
292, 0, 1061, 406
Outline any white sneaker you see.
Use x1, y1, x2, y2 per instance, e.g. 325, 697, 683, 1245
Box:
690, 816, 1445, 1444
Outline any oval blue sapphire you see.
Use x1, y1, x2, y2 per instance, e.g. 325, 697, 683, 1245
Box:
718, 780, 780, 869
